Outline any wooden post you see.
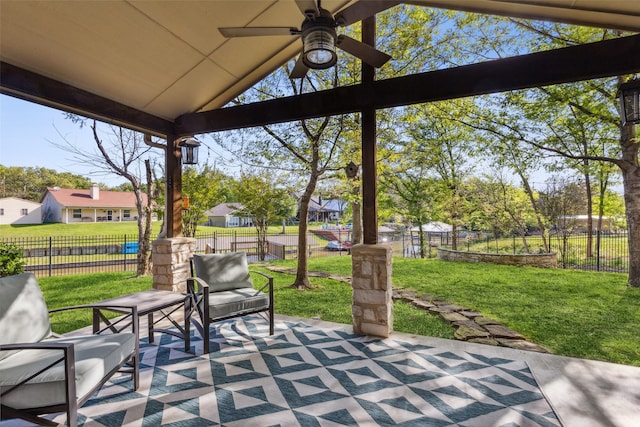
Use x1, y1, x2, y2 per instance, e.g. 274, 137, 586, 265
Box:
362, 16, 378, 245
165, 134, 182, 238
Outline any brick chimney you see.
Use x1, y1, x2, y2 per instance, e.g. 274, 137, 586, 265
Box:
90, 183, 100, 200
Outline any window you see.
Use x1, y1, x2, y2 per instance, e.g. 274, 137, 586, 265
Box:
123, 210, 131, 219
0, 208, 4, 216
21, 209, 28, 216
73, 209, 82, 219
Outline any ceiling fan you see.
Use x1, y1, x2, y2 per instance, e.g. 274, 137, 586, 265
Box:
219, 0, 398, 78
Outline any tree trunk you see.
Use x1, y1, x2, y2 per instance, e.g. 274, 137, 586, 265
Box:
133, 164, 153, 277
290, 175, 318, 289
583, 167, 593, 258
620, 123, 640, 287
419, 228, 426, 259
517, 171, 549, 252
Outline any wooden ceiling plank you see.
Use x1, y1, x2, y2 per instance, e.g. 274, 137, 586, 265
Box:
176, 33, 640, 136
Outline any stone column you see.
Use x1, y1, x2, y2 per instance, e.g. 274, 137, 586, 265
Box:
351, 243, 393, 337
151, 237, 196, 292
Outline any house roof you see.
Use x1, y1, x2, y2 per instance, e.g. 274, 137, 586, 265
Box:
322, 199, 345, 212
1, 1, 639, 136
0, 197, 42, 207
205, 202, 245, 217
411, 222, 453, 232
43, 187, 147, 209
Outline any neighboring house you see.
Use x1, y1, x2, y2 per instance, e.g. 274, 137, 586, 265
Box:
205, 203, 253, 228
40, 184, 150, 223
0, 197, 43, 225
305, 195, 347, 222
411, 222, 453, 235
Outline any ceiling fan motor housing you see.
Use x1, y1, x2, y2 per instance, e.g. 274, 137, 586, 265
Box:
301, 9, 338, 69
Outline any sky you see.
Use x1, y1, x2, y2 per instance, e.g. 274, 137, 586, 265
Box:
0, 94, 129, 187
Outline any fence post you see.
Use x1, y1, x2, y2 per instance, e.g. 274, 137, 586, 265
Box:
48, 236, 53, 277
596, 230, 601, 272
123, 234, 127, 271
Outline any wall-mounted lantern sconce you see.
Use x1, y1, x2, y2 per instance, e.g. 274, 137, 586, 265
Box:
618, 78, 640, 126
180, 138, 201, 165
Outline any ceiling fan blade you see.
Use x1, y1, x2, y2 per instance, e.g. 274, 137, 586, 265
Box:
290, 55, 309, 79
334, 0, 400, 26
219, 27, 299, 37
295, 0, 319, 18
336, 35, 391, 68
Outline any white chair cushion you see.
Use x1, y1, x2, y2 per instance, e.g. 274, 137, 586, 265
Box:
0, 332, 136, 409
0, 273, 51, 361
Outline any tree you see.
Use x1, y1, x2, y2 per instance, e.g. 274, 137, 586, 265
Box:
233, 174, 296, 261
380, 161, 439, 258
539, 177, 587, 268
213, 67, 349, 289
500, 32, 638, 286
466, 174, 538, 251
430, 14, 639, 286
0, 165, 92, 201
181, 166, 232, 237
404, 101, 475, 250
54, 120, 162, 276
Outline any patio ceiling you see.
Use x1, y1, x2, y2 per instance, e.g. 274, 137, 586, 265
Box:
1, 0, 639, 137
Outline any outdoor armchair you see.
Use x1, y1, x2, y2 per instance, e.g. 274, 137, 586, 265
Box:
188, 252, 274, 354
0, 272, 139, 427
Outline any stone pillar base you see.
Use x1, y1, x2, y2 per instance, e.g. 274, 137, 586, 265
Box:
351, 243, 393, 337
151, 237, 196, 292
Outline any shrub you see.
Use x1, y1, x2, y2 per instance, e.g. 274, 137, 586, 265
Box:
0, 242, 25, 277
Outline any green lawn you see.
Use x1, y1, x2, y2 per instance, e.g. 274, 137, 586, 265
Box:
274, 257, 640, 366
38, 257, 639, 366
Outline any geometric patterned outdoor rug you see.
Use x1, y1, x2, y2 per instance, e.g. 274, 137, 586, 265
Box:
68, 316, 561, 426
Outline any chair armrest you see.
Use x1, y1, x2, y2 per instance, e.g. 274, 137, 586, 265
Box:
186, 277, 209, 331
249, 269, 274, 294
187, 276, 210, 295
249, 269, 273, 281
0, 341, 76, 405
0, 341, 74, 352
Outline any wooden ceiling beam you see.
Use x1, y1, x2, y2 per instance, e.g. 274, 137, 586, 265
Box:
0, 62, 174, 138
175, 33, 640, 136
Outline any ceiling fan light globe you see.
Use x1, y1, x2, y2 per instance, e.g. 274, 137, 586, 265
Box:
302, 28, 337, 69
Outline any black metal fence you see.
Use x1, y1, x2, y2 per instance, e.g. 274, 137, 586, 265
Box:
401, 230, 629, 273
3, 228, 629, 278
2, 229, 354, 278
2, 235, 141, 277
